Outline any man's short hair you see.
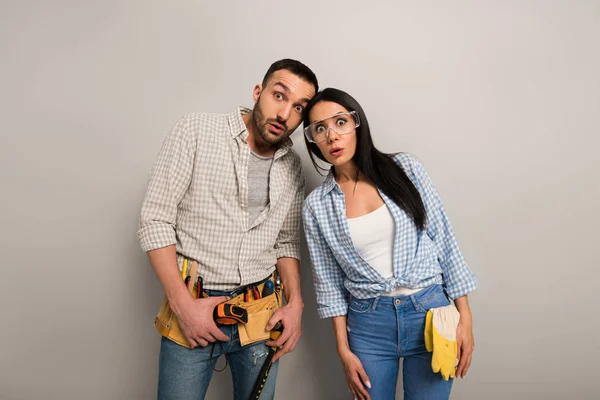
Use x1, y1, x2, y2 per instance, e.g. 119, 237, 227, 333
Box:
261, 59, 318, 93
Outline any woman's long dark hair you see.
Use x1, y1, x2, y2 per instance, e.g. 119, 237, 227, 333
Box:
303, 88, 426, 230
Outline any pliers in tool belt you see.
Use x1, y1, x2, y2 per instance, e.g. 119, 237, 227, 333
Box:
252, 285, 261, 300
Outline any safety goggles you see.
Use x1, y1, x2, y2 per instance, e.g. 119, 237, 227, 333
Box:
304, 111, 360, 144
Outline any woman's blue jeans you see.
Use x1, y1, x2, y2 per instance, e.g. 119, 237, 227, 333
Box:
346, 284, 454, 400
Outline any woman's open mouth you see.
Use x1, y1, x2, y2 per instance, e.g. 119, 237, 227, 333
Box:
329, 148, 344, 157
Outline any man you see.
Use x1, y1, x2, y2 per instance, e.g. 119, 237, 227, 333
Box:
137, 59, 318, 399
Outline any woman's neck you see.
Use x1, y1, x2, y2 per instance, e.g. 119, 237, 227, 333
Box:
334, 162, 360, 183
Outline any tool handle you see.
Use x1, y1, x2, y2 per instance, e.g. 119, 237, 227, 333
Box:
249, 284, 260, 300
261, 280, 274, 297
248, 318, 284, 399
248, 347, 277, 399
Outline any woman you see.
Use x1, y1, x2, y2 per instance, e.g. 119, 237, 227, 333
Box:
302, 88, 476, 400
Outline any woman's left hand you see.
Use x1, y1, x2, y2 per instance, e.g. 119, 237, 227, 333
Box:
455, 313, 474, 378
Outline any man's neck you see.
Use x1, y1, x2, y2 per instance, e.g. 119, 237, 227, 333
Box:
242, 111, 277, 157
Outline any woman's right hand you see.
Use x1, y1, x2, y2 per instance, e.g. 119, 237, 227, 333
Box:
339, 348, 371, 400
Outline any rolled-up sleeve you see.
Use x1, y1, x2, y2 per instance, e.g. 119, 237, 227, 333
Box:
274, 177, 305, 260
137, 116, 196, 252
404, 154, 477, 299
303, 202, 348, 318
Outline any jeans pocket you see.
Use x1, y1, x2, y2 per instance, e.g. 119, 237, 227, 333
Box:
348, 297, 372, 314
415, 285, 451, 313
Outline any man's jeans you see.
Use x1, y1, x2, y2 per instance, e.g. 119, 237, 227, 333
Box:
157, 290, 278, 400
347, 284, 454, 400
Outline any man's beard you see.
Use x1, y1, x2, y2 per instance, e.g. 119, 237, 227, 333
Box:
252, 97, 290, 145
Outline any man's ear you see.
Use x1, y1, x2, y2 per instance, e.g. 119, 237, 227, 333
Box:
252, 84, 262, 103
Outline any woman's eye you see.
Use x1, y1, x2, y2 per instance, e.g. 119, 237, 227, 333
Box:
336, 118, 347, 126
315, 126, 325, 133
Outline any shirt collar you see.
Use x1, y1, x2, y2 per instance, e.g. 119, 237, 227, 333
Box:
227, 106, 250, 139
321, 168, 338, 196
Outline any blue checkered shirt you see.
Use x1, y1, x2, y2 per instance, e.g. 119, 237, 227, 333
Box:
303, 153, 477, 318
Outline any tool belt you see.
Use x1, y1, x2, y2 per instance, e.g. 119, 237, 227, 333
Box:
154, 258, 283, 349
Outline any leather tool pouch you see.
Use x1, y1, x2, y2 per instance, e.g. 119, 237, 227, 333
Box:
154, 260, 282, 349
154, 259, 199, 349
231, 282, 282, 347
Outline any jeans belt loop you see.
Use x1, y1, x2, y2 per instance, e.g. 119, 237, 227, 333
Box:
372, 296, 380, 311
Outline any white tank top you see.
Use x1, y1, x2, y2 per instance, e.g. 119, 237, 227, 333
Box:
347, 204, 421, 296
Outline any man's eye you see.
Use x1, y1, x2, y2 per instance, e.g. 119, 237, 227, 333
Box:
295, 105, 304, 113
274, 93, 283, 100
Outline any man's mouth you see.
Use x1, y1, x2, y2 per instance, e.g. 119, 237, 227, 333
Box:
268, 122, 285, 135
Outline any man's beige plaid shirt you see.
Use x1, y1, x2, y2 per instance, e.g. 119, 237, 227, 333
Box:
137, 106, 304, 290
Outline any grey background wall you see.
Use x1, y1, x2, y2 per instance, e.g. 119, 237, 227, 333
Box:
1, 1, 598, 399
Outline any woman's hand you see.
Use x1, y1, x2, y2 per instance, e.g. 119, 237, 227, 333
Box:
338, 348, 371, 400
455, 312, 474, 378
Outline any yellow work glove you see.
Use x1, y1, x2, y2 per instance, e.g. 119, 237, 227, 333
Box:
424, 304, 460, 381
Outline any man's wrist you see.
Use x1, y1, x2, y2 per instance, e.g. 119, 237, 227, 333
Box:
168, 288, 194, 316
285, 296, 304, 309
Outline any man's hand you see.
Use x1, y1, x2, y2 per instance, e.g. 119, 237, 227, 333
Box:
265, 301, 303, 362
176, 296, 231, 348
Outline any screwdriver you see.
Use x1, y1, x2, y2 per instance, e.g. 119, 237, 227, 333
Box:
261, 280, 274, 297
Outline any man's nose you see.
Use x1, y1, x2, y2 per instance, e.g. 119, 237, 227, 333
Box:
277, 105, 292, 121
